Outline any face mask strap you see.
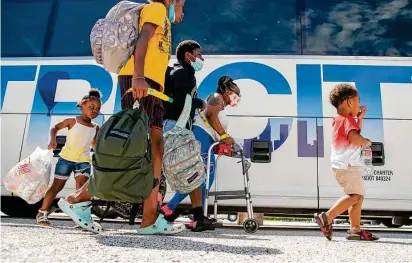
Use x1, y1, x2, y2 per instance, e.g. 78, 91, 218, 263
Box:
187, 52, 195, 61
168, 2, 176, 23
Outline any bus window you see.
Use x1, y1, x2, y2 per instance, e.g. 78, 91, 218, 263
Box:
1, 0, 54, 57
46, 0, 124, 57
373, 0, 412, 57
173, 0, 300, 55
302, 0, 412, 56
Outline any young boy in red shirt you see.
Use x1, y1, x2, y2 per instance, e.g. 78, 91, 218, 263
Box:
315, 83, 379, 241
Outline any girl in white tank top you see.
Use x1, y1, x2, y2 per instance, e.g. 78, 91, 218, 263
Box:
59, 118, 97, 162
37, 89, 102, 227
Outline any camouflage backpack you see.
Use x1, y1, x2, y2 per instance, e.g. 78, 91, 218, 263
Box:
163, 95, 206, 194
90, 1, 145, 73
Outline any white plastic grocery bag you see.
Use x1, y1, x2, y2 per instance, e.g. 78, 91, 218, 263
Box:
3, 147, 53, 204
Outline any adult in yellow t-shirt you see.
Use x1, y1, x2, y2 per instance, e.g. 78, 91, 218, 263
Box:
118, 0, 186, 236
118, 2, 171, 89
57, 0, 187, 236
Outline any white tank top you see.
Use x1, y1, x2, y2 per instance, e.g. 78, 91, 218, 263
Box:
59, 118, 97, 162
194, 109, 229, 142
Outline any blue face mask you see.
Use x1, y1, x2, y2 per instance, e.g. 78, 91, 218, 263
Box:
191, 58, 204, 71
168, 3, 175, 23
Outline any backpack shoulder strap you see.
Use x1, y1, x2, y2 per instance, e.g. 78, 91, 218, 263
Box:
176, 94, 192, 128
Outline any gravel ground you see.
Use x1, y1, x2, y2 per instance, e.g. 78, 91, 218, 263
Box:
1, 218, 412, 263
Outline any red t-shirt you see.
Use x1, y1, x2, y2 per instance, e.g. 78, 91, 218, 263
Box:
331, 115, 362, 169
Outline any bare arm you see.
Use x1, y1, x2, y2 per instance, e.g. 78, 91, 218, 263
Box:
133, 23, 157, 78
48, 118, 74, 150
348, 130, 371, 147
357, 105, 367, 130
91, 125, 99, 150
132, 22, 158, 99
205, 94, 226, 136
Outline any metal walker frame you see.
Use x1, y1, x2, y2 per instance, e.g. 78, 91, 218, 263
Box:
203, 142, 259, 233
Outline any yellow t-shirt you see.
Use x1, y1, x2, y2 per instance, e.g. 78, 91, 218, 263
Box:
118, 3, 171, 90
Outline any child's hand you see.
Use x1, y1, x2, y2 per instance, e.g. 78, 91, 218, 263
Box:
364, 138, 372, 147
48, 140, 57, 150
358, 105, 367, 120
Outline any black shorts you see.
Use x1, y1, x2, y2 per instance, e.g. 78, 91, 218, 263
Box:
118, 75, 164, 130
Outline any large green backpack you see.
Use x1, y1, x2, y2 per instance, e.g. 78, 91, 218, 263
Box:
88, 107, 155, 203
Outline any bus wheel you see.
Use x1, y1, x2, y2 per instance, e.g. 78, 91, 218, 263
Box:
393, 216, 411, 226
381, 218, 402, 228
1, 196, 42, 218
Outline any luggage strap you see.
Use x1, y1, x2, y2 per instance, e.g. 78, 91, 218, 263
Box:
93, 164, 142, 172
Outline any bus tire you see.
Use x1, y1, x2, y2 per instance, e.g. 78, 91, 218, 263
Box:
1, 196, 42, 218
393, 216, 411, 226
381, 218, 402, 228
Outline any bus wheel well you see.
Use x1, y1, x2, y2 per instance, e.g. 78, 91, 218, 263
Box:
1, 196, 43, 218
380, 218, 403, 228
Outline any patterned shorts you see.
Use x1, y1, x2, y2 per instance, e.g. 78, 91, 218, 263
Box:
118, 75, 165, 130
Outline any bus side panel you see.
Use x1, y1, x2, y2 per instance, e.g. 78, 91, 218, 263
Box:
2, 114, 77, 198
165, 116, 319, 209
1, 114, 28, 196
1, 75, 39, 195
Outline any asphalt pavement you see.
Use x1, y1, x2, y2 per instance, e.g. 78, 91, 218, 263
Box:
1, 217, 411, 262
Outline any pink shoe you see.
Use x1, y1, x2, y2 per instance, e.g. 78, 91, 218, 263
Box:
185, 220, 195, 230
161, 205, 173, 217
189, 220, 195, 228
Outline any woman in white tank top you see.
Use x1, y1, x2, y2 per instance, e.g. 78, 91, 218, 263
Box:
164, 76, 242, 228
193, 75, 241, 144
36, 89, 102, 227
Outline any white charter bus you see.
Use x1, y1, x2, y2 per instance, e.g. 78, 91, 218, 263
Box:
1, 0, 411, 227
